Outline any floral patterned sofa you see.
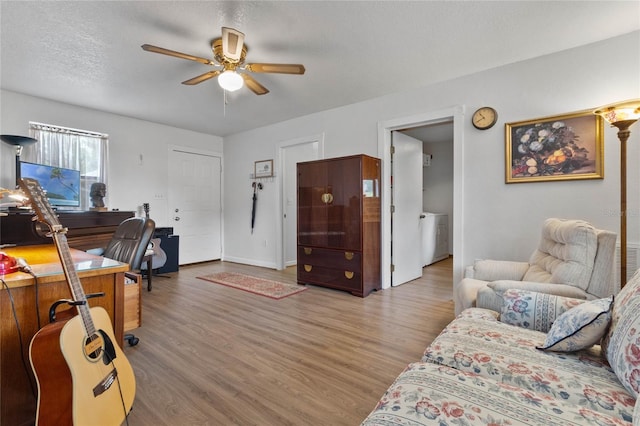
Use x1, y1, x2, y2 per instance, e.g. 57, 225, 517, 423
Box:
361, 270, 640, 425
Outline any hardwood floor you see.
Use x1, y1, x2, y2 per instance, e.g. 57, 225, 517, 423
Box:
123, 258, 455, 425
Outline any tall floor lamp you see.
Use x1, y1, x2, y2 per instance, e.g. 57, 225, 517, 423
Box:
594, 99, 640, 288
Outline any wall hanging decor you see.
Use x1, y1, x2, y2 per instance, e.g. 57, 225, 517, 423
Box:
254, 159, 274, 178
505, 110, 604, 183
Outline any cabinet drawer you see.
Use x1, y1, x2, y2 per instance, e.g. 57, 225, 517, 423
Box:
297, 246, 361, 269
124, 274, 141, 332
297, 263, 362, 291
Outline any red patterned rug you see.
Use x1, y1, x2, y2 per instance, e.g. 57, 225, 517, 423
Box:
197, 272, 307, 300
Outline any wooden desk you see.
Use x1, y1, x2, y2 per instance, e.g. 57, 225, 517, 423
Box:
0, 244, 129, 426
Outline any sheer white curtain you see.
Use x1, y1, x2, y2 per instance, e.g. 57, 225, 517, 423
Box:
24, 122, 109, 210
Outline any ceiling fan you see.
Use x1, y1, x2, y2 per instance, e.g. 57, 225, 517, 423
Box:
142, 27, 305, 95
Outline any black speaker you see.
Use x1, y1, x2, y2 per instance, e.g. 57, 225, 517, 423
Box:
154, 227, 174, 237
154, 231, 179, 274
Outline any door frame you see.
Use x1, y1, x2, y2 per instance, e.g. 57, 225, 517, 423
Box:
377, 106, 465, 289
275, 133, 325, 270
168, 144, 224, 261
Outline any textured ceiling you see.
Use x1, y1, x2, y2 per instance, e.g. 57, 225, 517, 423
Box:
1, 1, 639, 137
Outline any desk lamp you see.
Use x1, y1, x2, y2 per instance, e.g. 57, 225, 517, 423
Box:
0, 135, 37, 182
0, 187, 27, 208
0, 187, 28, 250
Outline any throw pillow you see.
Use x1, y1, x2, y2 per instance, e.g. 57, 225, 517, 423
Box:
537, 296, 613, 352
500, 289, 585, 332
604, 269, 640, 398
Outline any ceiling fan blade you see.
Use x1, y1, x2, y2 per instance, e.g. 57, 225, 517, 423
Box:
182, 70, 221, 85
221, 27, 245, 63
141, 44, 214, 65
242, 74, 269, 95
245, 63, 305, 75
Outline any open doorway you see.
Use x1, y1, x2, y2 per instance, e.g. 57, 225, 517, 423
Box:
400, 120, 453, 285
399, 121, 454, 269
389, 122, 453, 287
378, 106, 465, 290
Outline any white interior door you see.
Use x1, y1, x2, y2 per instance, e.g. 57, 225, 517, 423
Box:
282, 142, 319, 266
391, 131, 423, 286
168, 148, 222, 264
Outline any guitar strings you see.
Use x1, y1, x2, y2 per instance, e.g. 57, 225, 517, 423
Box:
0, 278, 37, 398
102, 342, 131, 426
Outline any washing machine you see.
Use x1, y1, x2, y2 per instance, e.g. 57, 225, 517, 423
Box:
422, 212, 449, 266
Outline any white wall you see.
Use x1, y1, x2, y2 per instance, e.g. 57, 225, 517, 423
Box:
0, 90, 222, 227
223, 31, 640, 280
1, 32, 638, 281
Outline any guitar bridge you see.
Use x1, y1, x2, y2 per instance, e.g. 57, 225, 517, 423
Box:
93, 368, 118, 397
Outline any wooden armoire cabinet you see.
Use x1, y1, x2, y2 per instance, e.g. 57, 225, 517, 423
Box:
297, 154, 381, 297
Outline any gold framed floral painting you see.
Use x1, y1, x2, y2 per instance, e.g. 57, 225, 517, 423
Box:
505, 110, 604, 183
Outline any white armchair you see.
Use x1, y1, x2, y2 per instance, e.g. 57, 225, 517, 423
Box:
454, 218, 617, 315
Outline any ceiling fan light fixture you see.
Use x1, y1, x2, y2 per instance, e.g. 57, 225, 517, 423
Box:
143, 26, 305, 95
218, 70, 244, 92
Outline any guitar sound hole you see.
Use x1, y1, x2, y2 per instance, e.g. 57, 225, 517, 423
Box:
84, 334, 104, 361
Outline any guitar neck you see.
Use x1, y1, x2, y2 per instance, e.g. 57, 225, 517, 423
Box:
51, 233, 96, 336
18, 177, 96, 337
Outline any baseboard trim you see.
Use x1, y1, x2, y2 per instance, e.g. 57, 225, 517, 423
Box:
222, 255, 278, 270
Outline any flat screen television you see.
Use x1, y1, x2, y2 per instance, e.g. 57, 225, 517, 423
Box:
19, 161, 81, 208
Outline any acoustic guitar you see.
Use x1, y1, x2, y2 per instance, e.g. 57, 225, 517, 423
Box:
19, 178, 136, 426
142, 202, 167, 270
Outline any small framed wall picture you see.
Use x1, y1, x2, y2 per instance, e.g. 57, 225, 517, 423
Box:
254, 159, 274, 178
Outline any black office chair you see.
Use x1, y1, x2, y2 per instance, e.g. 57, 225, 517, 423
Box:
100, 217, 155, 346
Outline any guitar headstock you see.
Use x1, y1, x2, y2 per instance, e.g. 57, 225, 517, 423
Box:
17, 178, 64, 233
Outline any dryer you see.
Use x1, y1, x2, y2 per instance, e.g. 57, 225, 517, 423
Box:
422, 213, 449, 266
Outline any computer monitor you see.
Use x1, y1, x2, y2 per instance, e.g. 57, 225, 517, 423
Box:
19, 161, 81, 208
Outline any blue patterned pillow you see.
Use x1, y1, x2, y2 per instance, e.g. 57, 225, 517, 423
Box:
500, 289, 585, 332
537, 296, 613, 352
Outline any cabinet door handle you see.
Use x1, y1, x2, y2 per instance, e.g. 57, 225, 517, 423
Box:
344, 252, 354, 260
304, 247, 312, 255
304, 264, 313, 272
344, 271, 354, 279
321, 193, 334, 204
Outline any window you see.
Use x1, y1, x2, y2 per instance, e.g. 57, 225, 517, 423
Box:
24, 122, 109, 210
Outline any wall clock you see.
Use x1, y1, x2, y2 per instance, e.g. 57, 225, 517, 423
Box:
472, 107, 498, 130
